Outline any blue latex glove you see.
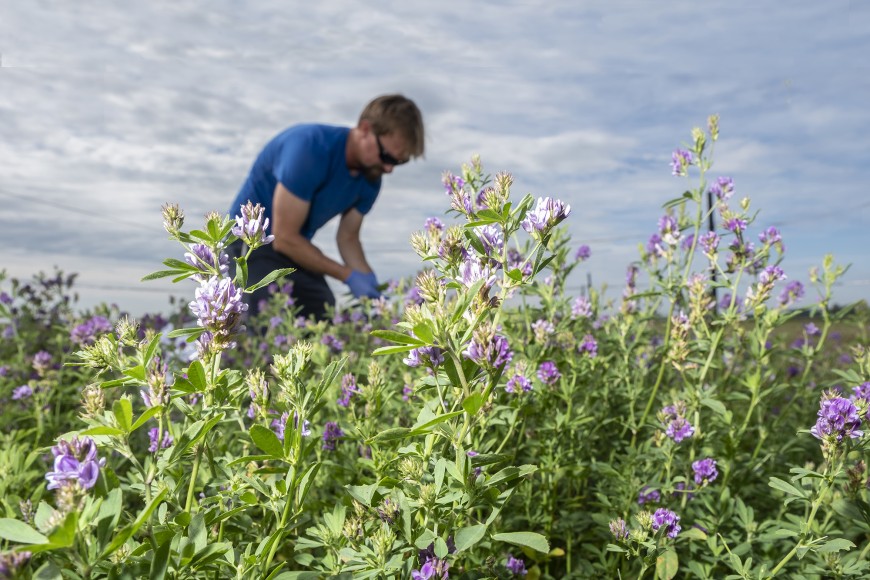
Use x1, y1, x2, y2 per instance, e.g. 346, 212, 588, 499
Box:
345, 270, 380, 299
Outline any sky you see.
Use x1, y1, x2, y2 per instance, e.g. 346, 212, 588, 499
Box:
1, 0, 868, 317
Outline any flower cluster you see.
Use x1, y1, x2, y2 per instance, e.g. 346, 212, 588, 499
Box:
651, 508, 681, 538
692, 457, 719, 485
536, 361, 561, 386
70, 315, 113, 345
189, 276, 248, 349
232, 201, 275, 249
322, 421, 344, 451
45, 436, 106, 491
810, 393, 863, 451
521, 197, 571, 238
659, 402, 695, 443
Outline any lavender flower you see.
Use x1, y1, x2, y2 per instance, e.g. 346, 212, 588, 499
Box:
531, 319, 555, 343
465, 333, 513, 370
476, 224, 504, 258
725, 218, 748, 234
651, 508, 681, 538
184, 243, 229, 281
70, 315, 113, 345
0, 551, 32, 578
811, 395, 863, 444
189, 276, 248, 344
32, 351, 52, 374
578, 334, 598, 358
412, 556, 450, 580
321, 334, 345, 354
505, 372, 533, 393
459, 258, 496, 290
571, 296, 593, 318
609, 518, 629, 541
271, 412, 312, 441
505, 555, 528, 576
148, 428, 174, 453
233, 201, 275, 248
337, 373, 359, 407
521, 197, 571, 236
660, 403, 695, 443
12, 385, 33, 401
658, 215, 681, 246
0, 291, 12, 305
638, 486, 661, 505
779, 280, 805, 306
425, 217, 445, 233
322, 421, 344, 451
575, 244, 591, 261
692, 458, 719, 485
403, 346, 445, 368
709, 176, 734, 200
537, 361, 561, 386
507, 248, 533, 277
670, 149, 693, 176
45, 436, 106, 491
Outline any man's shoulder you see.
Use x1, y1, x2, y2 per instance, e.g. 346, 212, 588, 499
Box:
275, 123, 348, 144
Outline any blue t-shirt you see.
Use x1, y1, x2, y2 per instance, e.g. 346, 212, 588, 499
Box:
229, 124, 381, 240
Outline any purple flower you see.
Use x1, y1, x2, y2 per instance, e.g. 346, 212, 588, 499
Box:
575, 245, 591, 261
0, 551, 32, 578
699, 232, 720, 255
32, 351, 53, 374
638, 486, 661, 505
536, 361, 561, 386
670, 149, 693, 176
651, 508, 681, 538
442, 172, 465, 195
531, 319, 555, 343
759, 265, 786, 285
505, 372, 532, 393
521, 197, 571, 235
507, 249, 533, 277
459, 258, 496, 289
709, 176, 734, 200
189, 276, 248, 341
271, 412, 311, 441
70, 315, 113, 345
321, 334, 345, 354
476, 224, 504, 258
505, 555, 527, 576
148, 428, 174, 453
233, 201, 275, 248
725, 218, 748, 233
412, 556, 450, 580
465, 334, 513, 370
184, 243, 230, 281
12, 385, 33, 400
45, 436, 106, 491
403, 346, 445, 368
852, 382, 870, 402
811, 395, 863, 443
759, 226, 783, 247
337, 373, 359, 407
322, 421, 344, 451
609, 518, 629, 540
425, 217, 445, 233
658, 215, 681, 246
692, 458, 719, 485
578, 334, 598, 358
0, 291, 12, 305
660, 403, 695, 443
805, 322, 821, 336
571, 296, 592, 319
779, 280, 805, 306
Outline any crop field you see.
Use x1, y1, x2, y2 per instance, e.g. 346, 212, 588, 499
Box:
1, 119, 869, 579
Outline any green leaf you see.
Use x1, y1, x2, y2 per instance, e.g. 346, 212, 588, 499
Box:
768, 477, 808, 499
246, 267, 296, 293
100, 488, 168, 559
346, 483, 377, 507
250, 424, 285, 459
656, 548, 679, 580
0, 518, 49, 544
166, 327, 206, 340
412, 322, 435, 345
150, 538, 172, 580
113, 398, 133, 432
370, 330, 426, 347
816, 538, 856, 554
187, 360, 207, 392
130, 406, 162, 433
462, 393, 484, 416
453, 524, 487, 553
142, 269, 185, 282
296, 463, 321, 506
372, 344, 418, 357
80, 426, 127, 437
493, 531, 549, 554
410, 410, 464, 435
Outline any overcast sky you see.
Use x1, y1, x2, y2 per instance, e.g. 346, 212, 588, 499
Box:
2, 0, 868, 316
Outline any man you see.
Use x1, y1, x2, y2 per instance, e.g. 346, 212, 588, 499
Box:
228, 94, 425, 321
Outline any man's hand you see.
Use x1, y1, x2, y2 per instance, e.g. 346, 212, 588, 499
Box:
345, 270, 381, 299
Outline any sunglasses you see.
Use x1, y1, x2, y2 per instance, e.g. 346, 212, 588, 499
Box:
375, 134, 408, 166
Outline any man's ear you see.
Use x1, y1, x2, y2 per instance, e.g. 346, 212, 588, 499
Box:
358, 119, 372, 134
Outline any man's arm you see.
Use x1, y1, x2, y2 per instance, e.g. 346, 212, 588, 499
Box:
336, 208, 374, 274
271, 182, 353, 282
